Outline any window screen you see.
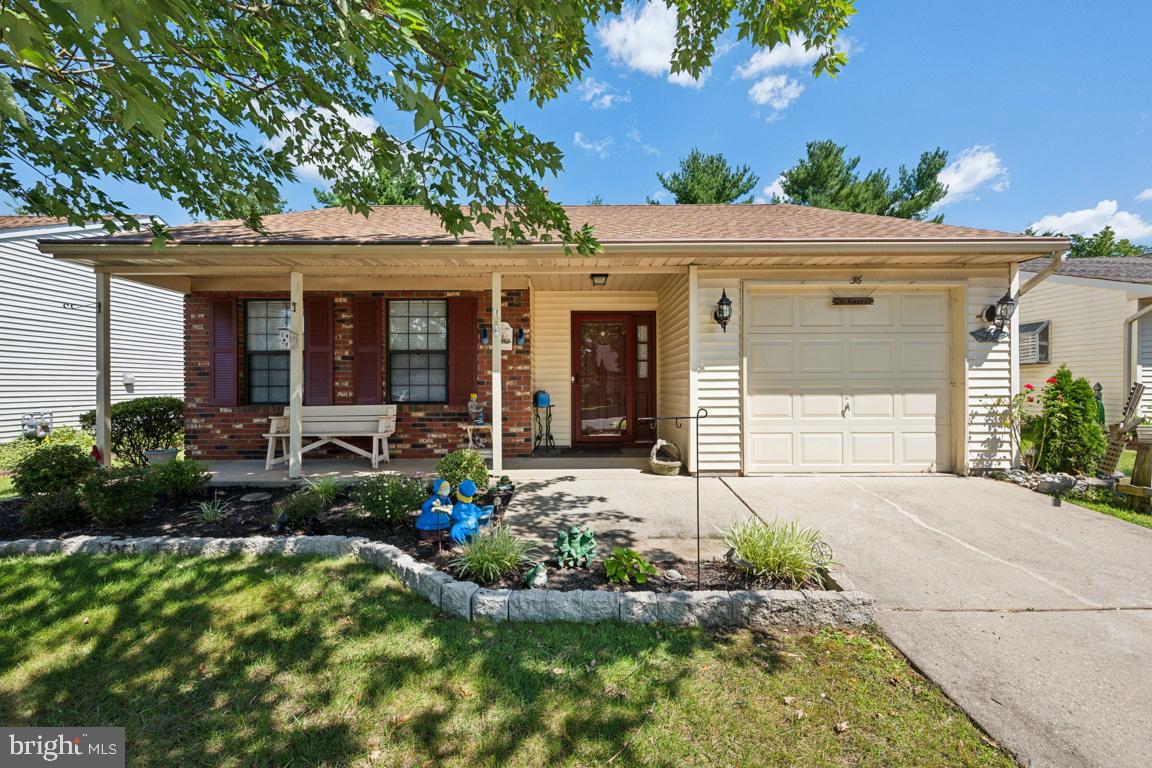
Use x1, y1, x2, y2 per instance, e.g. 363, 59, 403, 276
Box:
388, 300, 449, 403
246, 300, 292, 404
1019, 320, 1050, 364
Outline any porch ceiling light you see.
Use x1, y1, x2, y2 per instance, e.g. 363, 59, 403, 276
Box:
970, 291, 1017, 343
590, 273, 609, 287
713, 289, 733, 332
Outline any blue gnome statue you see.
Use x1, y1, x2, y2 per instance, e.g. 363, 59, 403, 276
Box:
449, 479, 495, 545
415, 478, 453, 538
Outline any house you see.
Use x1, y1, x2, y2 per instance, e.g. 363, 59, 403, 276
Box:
0, 216, 184, 441
1017, 254, 1152, 421
39, 205, 1067, 476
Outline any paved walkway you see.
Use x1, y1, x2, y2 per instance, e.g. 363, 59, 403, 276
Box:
725, 475, 1152, 768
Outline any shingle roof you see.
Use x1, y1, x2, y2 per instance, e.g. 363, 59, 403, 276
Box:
0, 215, 70, 230
1021, 255, 1152, 285
71, 204, 1054, 246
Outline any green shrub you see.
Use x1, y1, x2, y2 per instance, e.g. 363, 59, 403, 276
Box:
80, 396, 184, 467
274, 489, 328, 527
435, 449, 488, 490
196, 495, 231, 524
722, 518, 833, 588
1032, 366, 1107, 475
12, 444, 98, 497
353, 474, 425, 525
451, 526, 536, 584
554, 525, 597, 568
604, 547, 659, 585
20, 489, 88, 530
0, 426, 94, 472
80, 466, 157, 527
150, 459, 210, 501
304, 477, 343, 507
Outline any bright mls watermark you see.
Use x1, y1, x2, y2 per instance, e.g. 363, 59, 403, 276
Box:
1, 728, 123, 767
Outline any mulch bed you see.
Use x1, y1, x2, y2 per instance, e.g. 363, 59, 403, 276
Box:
0, 485, 833, 593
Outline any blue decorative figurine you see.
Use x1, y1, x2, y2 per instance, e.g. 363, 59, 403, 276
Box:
449, 479, 494, 545
415, 478, 453, 538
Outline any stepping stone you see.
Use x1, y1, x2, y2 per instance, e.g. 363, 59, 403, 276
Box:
239, 492, 273, 503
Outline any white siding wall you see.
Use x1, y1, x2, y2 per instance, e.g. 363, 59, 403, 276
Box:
530, 290, 659, 446
694, 273, 742, 473
0, 227, 184, 440
965, 274, 1015, 471
656, 274, 691, 458
1139, 311, 1152, 415
1017, 277, 1137, 420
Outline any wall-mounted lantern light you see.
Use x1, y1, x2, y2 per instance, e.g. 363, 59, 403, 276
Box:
969, 292, 1017, 343
713, 289, 733, 332
590, 273, 609, 287
478, 323, 490, 346
514, 327, 526, 346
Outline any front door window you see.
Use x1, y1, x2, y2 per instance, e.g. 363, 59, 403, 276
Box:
577, 318, 630, 439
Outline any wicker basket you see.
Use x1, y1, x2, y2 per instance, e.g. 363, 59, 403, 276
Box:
648, 440, 683, 476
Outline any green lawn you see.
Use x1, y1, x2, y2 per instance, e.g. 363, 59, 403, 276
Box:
0, 475, 14, 501
0, 556, 1011, 768
1069, 494, 1152, 530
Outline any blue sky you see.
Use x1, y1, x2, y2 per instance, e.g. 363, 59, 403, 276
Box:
15, 0, 1152, 242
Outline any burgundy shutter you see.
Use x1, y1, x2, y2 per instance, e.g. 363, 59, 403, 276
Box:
209, 298, 238, 406
352, 297, 383, 404
304, 297, 334, 405
447, 296, 478, 406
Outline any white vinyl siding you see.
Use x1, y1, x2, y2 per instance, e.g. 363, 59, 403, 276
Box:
656, 274, 691, 459
694, 273, 742, 473
965, 274, 1016, 471
1017, 278, 1138, 421
0, 226, 184, 440
530, 291, 659, 446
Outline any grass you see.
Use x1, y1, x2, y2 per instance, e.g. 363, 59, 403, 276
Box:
0, 556, 1012, 768
1068, 494, 1152, 530
0, 475, 15, 501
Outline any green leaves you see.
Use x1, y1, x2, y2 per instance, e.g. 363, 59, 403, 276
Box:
657, 148, 760, 204
604, 547, 658, 585
776, 140, 949, 221
1, 0, 855, 251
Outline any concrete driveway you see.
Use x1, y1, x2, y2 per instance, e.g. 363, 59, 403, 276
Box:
725, 475, 1152, 768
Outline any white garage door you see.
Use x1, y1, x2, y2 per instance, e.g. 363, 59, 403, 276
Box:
745, 289, 952, 473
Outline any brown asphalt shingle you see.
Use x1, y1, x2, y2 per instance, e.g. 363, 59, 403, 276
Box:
73, 204, 1053, 245
0, 215, 70, 230
1021, 255, 1152, 285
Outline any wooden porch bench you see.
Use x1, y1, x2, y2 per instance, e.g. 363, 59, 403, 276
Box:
264, 405, 397, 470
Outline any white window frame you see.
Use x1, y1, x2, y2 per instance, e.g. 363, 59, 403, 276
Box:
1019, 320, 1050, 365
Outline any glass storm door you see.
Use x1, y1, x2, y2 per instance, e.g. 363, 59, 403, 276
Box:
573, 315, 633, 442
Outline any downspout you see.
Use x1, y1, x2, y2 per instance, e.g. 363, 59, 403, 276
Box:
1017, 250, 1065, 298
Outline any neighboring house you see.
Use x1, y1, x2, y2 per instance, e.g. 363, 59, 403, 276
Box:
41, 205, 1066, 475
0, 216, 184, 441
1018, 254, 1152, 421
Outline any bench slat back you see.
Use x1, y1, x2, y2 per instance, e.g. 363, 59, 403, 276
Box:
279, 405, 397, 434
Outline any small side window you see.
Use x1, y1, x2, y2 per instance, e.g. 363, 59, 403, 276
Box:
1019, 321, 1050, 364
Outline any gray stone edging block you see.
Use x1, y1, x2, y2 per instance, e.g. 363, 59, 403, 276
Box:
0, 535, 875, 628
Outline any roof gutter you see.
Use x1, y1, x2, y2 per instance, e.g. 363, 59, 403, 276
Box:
1017, 250, 1066, 297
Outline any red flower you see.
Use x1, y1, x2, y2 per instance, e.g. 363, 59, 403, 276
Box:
1046, 377, 1057, 384
1023, 383, 1035, 391
1026, 395, 1034, 402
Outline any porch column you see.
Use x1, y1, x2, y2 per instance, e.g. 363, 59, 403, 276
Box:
288, 271, 304, 479
94, 271, 112, 466
491, 271, 503, 473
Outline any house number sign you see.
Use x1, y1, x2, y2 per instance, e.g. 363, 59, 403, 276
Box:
832, 296, 875, 306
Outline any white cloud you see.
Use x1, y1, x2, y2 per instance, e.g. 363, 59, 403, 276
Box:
1031, 200, 1152, 240
755, 175, 786, 203
573, 131, 614, 159
936, 145, 1009, 206
596, 1, 707, 88
626, 128, 660, 156
747, 75, 804, 110
266, 106, 379, 181
1137, 187, 1152, 202
736, 39, 824, 79
577, 78, 631, 110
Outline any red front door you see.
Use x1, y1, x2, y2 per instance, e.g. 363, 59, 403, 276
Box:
571, 312, 655, 444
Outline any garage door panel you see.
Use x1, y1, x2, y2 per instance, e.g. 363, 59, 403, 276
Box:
748, 295, 793, 330
799, 433, 844, 464
745, 289, 952, 473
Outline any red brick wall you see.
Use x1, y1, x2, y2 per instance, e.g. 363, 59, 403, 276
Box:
184, 289, 532, 462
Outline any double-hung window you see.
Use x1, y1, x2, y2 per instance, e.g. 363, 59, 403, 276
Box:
388, 300, 449, 403
246, 300, 291, 404
1019, 320, 1050, 364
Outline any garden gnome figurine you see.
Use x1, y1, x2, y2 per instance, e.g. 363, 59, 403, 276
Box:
415, 478, 453, 536
449, 479, 494, 545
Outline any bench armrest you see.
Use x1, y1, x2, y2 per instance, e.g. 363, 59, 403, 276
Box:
377, 417, 397, 436
268, 415, 288, 434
